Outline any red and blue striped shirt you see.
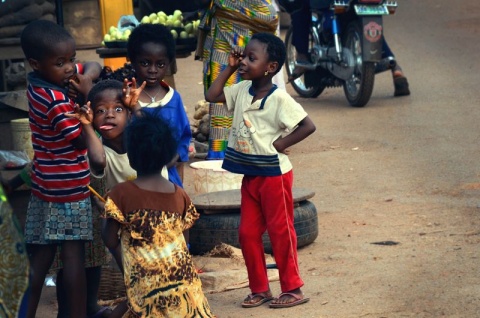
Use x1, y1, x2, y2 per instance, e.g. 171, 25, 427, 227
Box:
27, 64, 90, 202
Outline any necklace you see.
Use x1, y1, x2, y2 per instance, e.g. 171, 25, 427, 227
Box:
142, 89, 161, 103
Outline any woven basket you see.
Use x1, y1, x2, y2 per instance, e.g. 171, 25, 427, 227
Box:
98, 263, 126, 301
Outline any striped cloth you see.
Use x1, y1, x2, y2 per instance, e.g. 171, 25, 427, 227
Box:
26, 65, 90, 203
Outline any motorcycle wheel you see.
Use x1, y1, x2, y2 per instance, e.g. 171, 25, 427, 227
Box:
342, 21, 375, 107
285, 26, 325, 98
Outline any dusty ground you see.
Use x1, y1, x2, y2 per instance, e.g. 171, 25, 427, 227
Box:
32, 0, 480, 317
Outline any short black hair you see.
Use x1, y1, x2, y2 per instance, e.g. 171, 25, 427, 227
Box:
20, 20, 74, 60
125, 111, 178, 176
251, 33, 286, 74
87, 79, 124, 109
127, 24, 175, 62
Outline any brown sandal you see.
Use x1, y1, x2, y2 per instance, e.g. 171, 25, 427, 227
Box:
241, 293, 274, 308
269, 292, 310, 308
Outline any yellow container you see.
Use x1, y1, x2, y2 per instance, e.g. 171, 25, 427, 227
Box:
10, 118, 34, 160
98, 0, 133, 69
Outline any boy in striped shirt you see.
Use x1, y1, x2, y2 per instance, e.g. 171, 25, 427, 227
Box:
20, 19, 102, 318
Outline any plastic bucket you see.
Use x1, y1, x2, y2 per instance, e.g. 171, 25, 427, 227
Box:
10, 118, 34, 160
189, 160, 243, 194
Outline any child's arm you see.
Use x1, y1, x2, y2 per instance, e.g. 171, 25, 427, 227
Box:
273, 116, 316, 154
65, 102, 106, 174
122, 77, 146, 116
69, 61, 102, 98
102, 218, 123, 272
205, 47, 244, 103
166, 154, 180, 169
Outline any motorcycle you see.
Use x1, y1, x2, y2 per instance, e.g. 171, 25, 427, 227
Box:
280, 0, 399, 107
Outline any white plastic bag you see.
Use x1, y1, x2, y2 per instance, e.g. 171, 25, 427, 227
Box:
0, 150, 30, 169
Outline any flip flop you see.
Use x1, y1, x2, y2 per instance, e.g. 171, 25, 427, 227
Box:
269, 292, 310, 309
88, 306, 112, 318
241, 293, 274, 308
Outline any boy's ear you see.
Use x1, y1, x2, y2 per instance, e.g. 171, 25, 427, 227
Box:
268, 61, 279, 74
28, 58, 40, 71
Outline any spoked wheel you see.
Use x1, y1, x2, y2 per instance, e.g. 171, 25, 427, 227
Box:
342, 21, 375, 107
285, 26, 325, 98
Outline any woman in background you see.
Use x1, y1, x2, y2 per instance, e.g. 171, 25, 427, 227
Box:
196, 0, 279, 159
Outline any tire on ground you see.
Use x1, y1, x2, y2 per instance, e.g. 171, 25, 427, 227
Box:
189, 200, 318, 255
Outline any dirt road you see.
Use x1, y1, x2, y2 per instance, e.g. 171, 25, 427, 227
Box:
36, 0, 480, 317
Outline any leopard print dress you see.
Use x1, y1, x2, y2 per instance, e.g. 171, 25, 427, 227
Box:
104, 181, 214, 318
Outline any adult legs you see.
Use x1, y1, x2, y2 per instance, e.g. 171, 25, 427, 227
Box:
288, 0, 312, 81
291, 0, 311, 63
25, 244, 57, 318
381, 38, 410, 96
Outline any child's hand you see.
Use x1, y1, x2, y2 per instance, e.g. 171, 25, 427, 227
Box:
273, 136, 291, 155
69, 73, 94, 98
92, 195, 106, 210
65, 102, 93, 125
228, 46, 244, 69
122, 77, 146, 110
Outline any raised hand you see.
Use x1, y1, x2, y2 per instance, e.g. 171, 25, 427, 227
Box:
65, 102, 93, 125
69, 73, 94, 99
228, 46, 245, 69
122, 77, 146, 110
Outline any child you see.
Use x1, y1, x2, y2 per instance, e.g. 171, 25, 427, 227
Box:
126, 23, 192, 187
20, 19, 102, 318
68, 79, 169, 188
205, 32, 316, 308
101, 112, 214, 317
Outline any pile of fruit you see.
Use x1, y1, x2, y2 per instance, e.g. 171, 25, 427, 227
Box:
102, 9, 200, 47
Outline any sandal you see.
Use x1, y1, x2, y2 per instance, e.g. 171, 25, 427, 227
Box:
241, 293, 274, 308
393, 76, 410, 97
269, 292, 310, 308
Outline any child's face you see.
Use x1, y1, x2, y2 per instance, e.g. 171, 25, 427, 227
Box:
238, 39, 273, 81
131, 42, 170, 87
91, 89, 130, 141
30, 39, 77, 88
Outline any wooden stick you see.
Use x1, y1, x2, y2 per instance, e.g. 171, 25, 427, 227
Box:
87, 185, 106, 203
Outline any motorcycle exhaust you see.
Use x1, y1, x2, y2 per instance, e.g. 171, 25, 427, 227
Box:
375, 56, 396, 74
294, 60, 317, 71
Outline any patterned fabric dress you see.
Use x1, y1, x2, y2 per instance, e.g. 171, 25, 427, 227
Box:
103, 181, 214, 318
0, 185, 29, 318
198, 0, 278, 159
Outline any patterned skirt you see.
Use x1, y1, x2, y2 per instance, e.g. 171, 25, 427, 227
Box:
50, 176, 109, 269
24, 195, 93, 244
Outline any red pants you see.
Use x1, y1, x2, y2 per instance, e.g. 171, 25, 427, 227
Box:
239, 170, 304, 293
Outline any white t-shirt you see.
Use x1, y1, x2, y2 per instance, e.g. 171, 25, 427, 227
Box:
91, 145, 168, 191
222, 81, 307, 176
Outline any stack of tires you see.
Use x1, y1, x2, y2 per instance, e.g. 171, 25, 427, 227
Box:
189, 200, 319, 255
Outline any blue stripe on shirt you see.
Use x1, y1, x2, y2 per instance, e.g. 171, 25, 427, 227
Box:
222, 147, 282, 176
